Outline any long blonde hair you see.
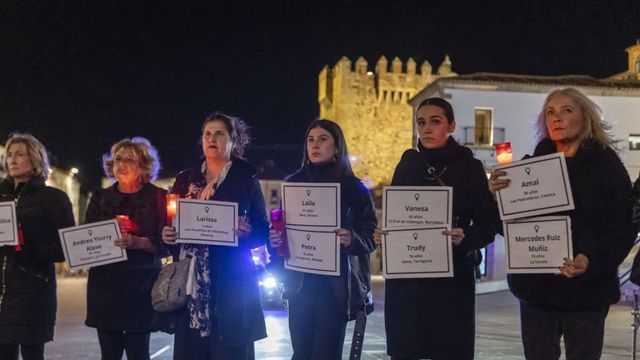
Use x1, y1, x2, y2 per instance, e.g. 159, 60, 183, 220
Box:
535, 88, 617, 149
3, 133, 50, 181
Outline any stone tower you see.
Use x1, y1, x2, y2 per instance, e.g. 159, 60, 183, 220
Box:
318, 55, 456, 187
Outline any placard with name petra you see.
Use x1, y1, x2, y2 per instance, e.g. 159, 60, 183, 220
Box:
58, 220, 127, 270
281, 183, 340, 229
382, 186, 452, 228
176, 199, 238, 246
495, 152, 574, 220
382, 226, 453, 279
0, 201, 18, 246
503, 216, 572, 274
284, 227, 340, 276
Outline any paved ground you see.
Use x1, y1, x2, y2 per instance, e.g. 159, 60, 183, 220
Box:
44, 276, 639, 359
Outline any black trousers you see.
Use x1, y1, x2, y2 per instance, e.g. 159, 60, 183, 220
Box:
173, 307, 255, 360
97, 329, 150, 360
0, 343, 45, 360
519, 301, 609, 360
288, 277, 348, 360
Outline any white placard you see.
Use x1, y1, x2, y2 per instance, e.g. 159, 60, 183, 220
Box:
495, 152, 574, 220
503, 216, 573, 274
176, 199, 238, 246
0, 201, 18, 246
382, 186, 453, 228
284, 226, 340, 276
58, 220, 127, 270
281, 182, 340, 229
382, 226, 453, 279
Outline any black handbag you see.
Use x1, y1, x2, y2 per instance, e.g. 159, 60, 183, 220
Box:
151, 256, 191, 312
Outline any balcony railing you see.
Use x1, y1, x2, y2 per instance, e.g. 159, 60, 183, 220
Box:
462, 126, 505, 147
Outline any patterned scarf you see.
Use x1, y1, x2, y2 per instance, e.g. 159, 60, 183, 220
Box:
181, 161, 231, 337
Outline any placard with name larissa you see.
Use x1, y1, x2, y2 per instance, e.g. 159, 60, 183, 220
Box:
382, 226, 453, 279
0, 201, 18, 246
176, 199, 238, 246
281, 182, 340, 228
284, 227, 340, 276
495, 152, 574, 220
503, 216, 572, 274
382, 186, 452, 228
58, 220, 127, 271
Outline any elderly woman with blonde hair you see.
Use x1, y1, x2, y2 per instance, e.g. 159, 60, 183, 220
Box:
489, 88, 637, 359
0, 133, 75, 360
84, 137, 167, 360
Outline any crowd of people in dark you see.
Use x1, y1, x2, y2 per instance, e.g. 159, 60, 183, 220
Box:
0, 87, 638, 360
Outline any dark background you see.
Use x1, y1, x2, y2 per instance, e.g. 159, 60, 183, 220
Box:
1, 0, 638, 189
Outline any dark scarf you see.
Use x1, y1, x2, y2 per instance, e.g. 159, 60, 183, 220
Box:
416, 136, 471, 178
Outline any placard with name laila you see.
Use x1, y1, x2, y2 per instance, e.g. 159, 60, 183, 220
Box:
382, 226, 453, 279
58, 219, 127, 270
382, 186, 452, 228
176, 199, 238, 246
281, 182, 340, 229
0, 201, 18, 246
284, 227, 340, 276
503, 216, 572, 274
495, 152, 574, 220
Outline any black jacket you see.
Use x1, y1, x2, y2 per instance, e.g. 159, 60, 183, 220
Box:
385, 137, 498, 359
270, 162, 377, 320
84, 182, 166, 331
0, 177, 74, 344
169, 157, 269, 345
508, 138, 637, 310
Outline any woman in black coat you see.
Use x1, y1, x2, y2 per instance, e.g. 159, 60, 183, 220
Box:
161, 112, 269, 360
489, 88, 637, 360
268, 119, 377, 359
0, 133, 74, 360
380, 98, 497, 360
84, 137, 166, 360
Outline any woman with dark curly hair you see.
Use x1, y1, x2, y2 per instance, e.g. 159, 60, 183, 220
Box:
84, 137, 167, 360
162, 112, 269, 360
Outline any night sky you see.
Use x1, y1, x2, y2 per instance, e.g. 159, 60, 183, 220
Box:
1, 1, 639, 189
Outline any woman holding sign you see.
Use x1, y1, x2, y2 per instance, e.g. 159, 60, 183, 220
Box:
161, 112, 269, 360
489, 88, 636, 359
379, 98, 498, 359
0, 133, 74, 360
84, 137, 166, 360
268, 119, 377, 359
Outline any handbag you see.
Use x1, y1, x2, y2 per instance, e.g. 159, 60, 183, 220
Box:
151, 256, 191, 312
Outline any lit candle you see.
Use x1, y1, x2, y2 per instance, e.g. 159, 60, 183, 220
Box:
166, 194, 178, 227
115, 215, 131, 235
495, 142, 513, 164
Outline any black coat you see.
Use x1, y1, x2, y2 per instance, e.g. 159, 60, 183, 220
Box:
508, 138, 637, 310
169, 158, 269, 346
384, 137, 498, 359
0, 177, 74, 344
84, 182, 166, 332
271, 162, 377, 319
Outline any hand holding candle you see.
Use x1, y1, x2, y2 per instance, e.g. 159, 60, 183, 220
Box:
166, 194, 178, 227
270, 209, 288, 256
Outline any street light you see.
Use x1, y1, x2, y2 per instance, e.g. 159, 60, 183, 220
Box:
70, 167, 79, 175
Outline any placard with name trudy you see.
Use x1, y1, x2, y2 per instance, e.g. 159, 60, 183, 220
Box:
503, 215, 572, 274
382, 226, 453, 279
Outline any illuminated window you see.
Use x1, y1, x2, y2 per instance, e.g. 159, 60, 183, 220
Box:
630, 134, 640, 151
474, 108, 493, 146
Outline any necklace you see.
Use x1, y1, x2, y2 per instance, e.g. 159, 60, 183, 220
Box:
425, 166, 447, 181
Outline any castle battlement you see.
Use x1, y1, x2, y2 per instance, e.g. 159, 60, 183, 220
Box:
318, 55, 457, 187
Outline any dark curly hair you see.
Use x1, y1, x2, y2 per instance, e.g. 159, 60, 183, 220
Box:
201, 111, 251, 159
